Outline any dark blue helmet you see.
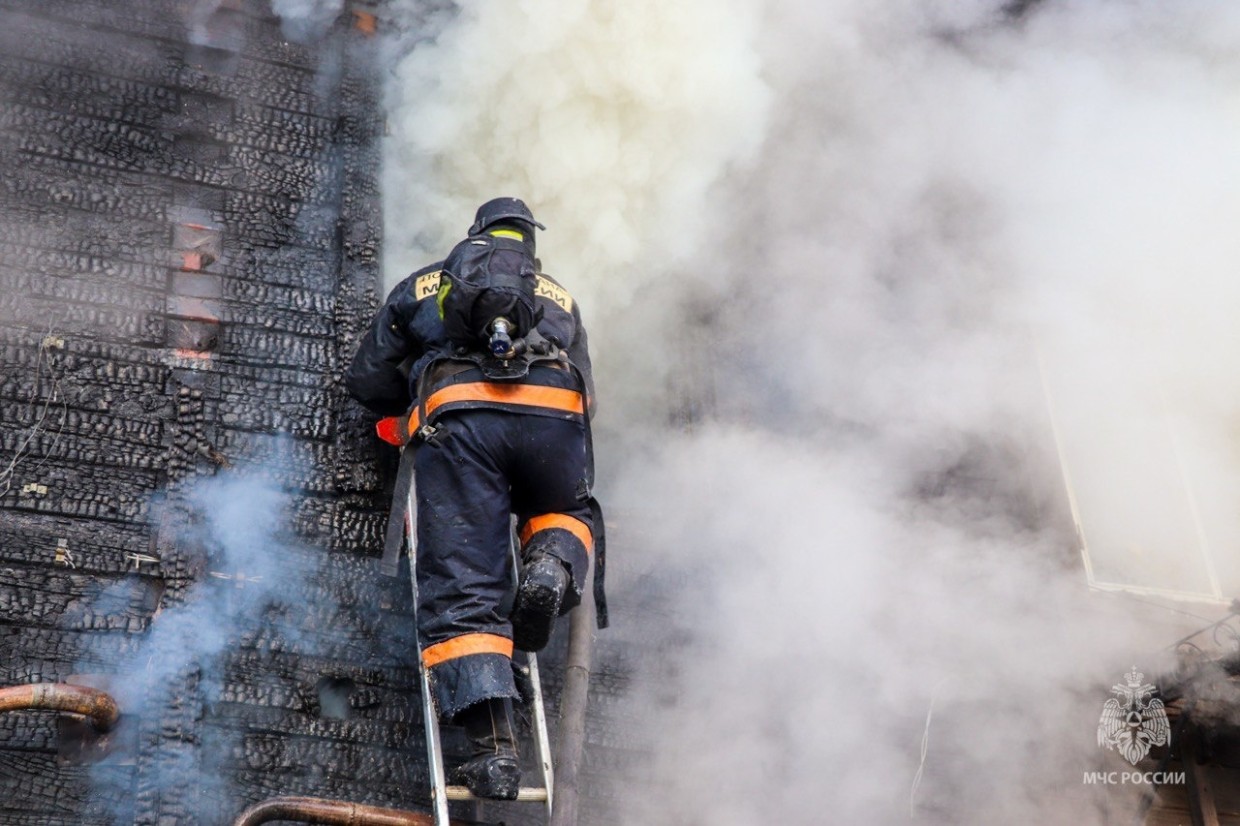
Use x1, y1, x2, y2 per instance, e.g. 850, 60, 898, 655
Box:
469, 197, 546, 236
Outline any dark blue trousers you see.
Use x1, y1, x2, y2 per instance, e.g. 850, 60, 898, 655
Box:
415, 409, 592, 719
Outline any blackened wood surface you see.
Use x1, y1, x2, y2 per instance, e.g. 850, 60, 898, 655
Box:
0, 1, 413, 822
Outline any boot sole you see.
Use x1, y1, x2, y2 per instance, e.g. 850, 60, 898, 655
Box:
454, 754, 521, 800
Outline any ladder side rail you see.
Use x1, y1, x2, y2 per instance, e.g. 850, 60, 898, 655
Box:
511, 527, 555, 819
526, 650, 555, 816
403, 471, 452, 826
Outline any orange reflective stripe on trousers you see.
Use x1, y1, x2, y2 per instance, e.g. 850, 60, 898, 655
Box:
421, 633, 514, 668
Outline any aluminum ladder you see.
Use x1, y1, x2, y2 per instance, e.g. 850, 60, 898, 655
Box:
401, 475, 556, 824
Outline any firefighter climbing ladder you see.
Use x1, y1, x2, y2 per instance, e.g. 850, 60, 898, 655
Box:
401, 473, 556, 824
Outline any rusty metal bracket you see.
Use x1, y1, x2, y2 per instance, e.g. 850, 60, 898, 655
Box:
232, 796, 471, 826
0, 683, 119, 731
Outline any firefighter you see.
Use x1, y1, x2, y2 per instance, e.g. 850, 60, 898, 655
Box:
345, 197, 596, 800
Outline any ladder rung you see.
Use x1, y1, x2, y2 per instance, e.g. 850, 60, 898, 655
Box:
443, 785, 549, 802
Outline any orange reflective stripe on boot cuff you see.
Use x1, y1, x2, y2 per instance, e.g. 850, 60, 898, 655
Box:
421, 633, 514, 668
519, 513, 593, 554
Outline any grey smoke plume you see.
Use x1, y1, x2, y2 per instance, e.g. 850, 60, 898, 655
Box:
84, 469, 318, 816
135, 472, 311, 697
378, 1, 1240, 823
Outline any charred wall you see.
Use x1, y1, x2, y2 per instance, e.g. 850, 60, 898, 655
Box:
0, 1, 428, 822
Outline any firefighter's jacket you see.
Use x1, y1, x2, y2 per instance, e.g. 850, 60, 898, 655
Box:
344, 260, 594, 421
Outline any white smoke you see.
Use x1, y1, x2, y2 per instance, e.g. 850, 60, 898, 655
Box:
381, 0, 770, 306
271, 0, 345, 43
380, 1, 1240, 823
381, 0, 770, 425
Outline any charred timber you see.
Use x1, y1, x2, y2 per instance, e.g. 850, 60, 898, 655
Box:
0, 682, 119, 731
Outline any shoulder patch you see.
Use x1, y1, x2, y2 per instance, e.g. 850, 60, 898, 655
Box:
535, 276, 574, 312
413, 271, 441, 301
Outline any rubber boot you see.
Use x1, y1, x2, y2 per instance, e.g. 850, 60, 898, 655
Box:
511, 555, 570, 653
452, 698, 520, 800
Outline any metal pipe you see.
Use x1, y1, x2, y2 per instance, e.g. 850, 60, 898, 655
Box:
0, 683, 119, 731
550, 584, 596, 826
233, 796, 454, 826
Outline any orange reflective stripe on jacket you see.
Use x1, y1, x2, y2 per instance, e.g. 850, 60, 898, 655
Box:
519, 513, 593, 554
375, 383, 583, 447
421, 633, 514, 668
426, 382, 584, 418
